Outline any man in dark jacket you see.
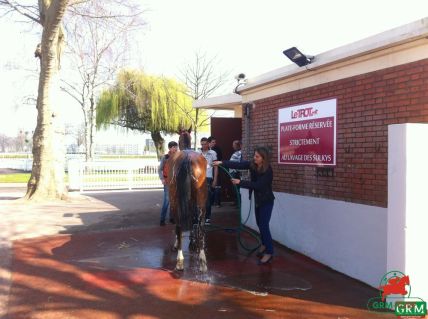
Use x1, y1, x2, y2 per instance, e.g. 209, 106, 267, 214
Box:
158, 141, 178, 225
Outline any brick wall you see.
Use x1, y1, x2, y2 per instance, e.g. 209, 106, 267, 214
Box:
242, 58, 428, 207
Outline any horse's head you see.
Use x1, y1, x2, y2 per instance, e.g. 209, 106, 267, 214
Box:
178, 126, 192, 150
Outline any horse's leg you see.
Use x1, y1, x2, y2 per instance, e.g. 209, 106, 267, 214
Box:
172, 204, 178, 252
196, 204, 207, 272
198, 250, 207, 273
170, 182, 178, 251
188, 201, 198, 252
193, 156, 208, 272
173, 232, 178, 251
188, 226, 196, 252
175, 225, 184, 271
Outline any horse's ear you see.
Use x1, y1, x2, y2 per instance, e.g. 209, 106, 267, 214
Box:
187, 126, 192, 134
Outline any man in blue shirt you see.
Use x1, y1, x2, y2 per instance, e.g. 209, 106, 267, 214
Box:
198, 137, 218, 224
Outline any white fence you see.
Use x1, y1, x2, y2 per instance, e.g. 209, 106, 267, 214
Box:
0, 158, 32, 171
0, 154, 86, 171
68, 160, 162, 191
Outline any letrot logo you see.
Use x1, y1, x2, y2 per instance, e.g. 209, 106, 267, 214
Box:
290, 107, 318, 119
367, 271, 426, 317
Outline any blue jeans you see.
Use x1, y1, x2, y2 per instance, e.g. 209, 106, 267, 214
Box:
255, 202, 274, 254
160, 184, 170, 222
206, 178, 213, 219
211, 186, 221, 206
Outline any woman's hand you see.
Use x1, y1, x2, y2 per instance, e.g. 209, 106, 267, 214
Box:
212, 161, 222, 166
230, 178, 241, 185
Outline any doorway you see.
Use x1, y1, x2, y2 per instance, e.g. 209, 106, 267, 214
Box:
210, 117, 242, 202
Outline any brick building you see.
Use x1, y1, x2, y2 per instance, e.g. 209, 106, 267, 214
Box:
194, 18, 428, 297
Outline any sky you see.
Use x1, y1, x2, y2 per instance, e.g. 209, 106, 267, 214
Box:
1, 0, 428, 138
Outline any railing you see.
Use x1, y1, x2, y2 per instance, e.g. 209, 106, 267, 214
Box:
0, 158, 32, 171
0, 153, 84, 171
68, 159, 162, 191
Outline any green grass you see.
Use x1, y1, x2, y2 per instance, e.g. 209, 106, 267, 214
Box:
0, 173, 31, 183
0, 173, 69, 183
0, 154, 32, 159
0, 172, 159, 184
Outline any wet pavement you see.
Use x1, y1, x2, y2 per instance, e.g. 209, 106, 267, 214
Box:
1, 189, 393, 318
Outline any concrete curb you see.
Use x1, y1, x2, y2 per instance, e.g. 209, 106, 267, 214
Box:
0, 183, 27, 188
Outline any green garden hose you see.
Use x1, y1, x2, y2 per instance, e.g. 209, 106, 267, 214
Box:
207, 165, 261, 252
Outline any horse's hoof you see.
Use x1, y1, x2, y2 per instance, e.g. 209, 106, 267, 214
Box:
175, 260, 184, 271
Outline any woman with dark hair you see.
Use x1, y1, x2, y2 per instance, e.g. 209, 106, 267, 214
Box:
213, 146, 275, 265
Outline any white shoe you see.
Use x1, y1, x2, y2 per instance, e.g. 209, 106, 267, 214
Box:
205, 218, 211, 225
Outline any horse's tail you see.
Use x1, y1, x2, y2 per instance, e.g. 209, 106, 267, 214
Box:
176, 153, 194, 231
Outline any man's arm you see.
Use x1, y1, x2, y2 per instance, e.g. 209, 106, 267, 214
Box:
212, 151, 218, 187
220, 160, 251, 170
213, 165, 218, 187
158, 156, 165, 183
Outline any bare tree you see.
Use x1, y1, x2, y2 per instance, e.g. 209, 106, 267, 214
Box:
0, 0, 144, 201
0, 0, 70, 200
179, 51, 230, 148
61, 0, 144, 160
0, 134, 12, 152
65, 123, 85, 152
75, 124, 85, 148
9, 130, 25, 152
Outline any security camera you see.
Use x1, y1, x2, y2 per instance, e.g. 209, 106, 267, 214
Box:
235, 73, 246, 81
233, 73, 247, 94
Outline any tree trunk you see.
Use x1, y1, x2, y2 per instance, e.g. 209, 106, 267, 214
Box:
83, 106, 90, 161
89, 96, 96, 160
193, 108, 199, 149
151, 131, 164, 160
25, 0, 69, 201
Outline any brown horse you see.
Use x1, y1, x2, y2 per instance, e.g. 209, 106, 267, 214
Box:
168, 128, 208, 271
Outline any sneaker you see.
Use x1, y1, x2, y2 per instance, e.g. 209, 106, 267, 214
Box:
160, 220, 166, 226
205, 218, 211, 225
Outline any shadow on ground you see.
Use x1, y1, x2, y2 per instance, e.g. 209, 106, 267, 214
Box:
2, 190, 394, 318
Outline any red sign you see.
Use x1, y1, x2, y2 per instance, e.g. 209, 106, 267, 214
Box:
278, 99, 336, 165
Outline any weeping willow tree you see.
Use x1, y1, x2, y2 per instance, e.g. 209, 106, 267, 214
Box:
97, 70, 194, 159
